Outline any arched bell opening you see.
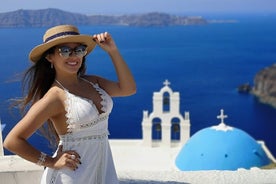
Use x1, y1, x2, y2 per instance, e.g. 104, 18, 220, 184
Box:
152, 117, 162, 140
163, 92, 170, 112
171, 117, 180, 140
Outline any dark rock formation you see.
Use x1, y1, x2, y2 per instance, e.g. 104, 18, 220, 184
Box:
252, 64, 276, 108
237, 83, 252, 93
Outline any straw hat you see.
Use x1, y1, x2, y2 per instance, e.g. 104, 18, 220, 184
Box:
29, 25, 96, 62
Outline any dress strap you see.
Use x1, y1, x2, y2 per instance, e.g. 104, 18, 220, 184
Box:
55, 79, 67, 90
80, 77, 94, 86
55, 78, 95, 90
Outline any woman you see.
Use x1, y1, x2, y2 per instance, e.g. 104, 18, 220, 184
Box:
4, 24, 136, 184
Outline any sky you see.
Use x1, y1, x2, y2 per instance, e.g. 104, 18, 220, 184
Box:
0, 0, 276, 15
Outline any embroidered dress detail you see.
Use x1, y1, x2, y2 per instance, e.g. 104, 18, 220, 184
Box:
93, 83, 108, 113
80, 78, 110, 113
66, 112, 109, 133
59, 131, 109, 143
41, 78, 118, 184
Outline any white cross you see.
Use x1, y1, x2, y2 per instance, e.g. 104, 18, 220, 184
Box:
217, 109, 227, 124
163, 79, 171, 86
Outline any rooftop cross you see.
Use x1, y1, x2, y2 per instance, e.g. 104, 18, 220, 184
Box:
217, 109, 228, 124
163, 79, 171, 87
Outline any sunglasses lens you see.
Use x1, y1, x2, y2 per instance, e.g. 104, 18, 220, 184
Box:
58, 46, 71, 58
58, 45, 87, 58
74, 45, 87, 57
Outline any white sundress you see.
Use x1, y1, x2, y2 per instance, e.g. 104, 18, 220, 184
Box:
41, 78, 119, 184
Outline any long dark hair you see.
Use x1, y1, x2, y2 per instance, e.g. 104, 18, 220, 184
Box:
19, 47, 87, 149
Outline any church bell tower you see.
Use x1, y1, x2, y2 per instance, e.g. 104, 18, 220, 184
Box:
142, 80, 190, 147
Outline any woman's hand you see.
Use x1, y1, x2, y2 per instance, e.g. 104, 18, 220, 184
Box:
92, 32, 117, 53
90, 31, 136, 97
51, 145, 81, 171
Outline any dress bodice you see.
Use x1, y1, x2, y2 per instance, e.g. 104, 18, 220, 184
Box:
55, 78, 113, 134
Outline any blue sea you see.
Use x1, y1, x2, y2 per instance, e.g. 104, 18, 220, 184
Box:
1, 14, 276, 156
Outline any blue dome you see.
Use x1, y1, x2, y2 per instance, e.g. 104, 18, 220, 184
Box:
175, 123, 271, 171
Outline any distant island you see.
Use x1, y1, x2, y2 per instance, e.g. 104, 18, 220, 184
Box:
0, 8, 210, 27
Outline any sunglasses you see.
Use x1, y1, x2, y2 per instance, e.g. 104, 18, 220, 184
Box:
57, 45, 87, 58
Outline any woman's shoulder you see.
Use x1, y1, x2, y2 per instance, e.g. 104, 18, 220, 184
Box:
29, 86, 65, 114
42, 86, 66, 103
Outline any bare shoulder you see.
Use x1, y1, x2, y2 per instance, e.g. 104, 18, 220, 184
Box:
42, 86, 66, 104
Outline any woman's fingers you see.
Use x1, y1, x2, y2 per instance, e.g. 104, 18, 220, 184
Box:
92, 32, 117, 53
64, 153, 80, 171
66, 151, 82, 165
93, 32, 111, 43
53, 149, 81, 170
66, 151, 81, 159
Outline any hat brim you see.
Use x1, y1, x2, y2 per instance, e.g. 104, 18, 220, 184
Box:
29, 35, 96, 62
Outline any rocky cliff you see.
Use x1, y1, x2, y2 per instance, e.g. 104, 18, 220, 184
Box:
0, 9, 208, 27
252, 64, 276, 108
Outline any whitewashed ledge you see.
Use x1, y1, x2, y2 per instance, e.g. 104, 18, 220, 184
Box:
118, 169, 276, 184
1, 155, 276, 184
0, 155, 43, 184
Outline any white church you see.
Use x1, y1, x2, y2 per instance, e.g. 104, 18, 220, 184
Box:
142, 79, 191, 147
